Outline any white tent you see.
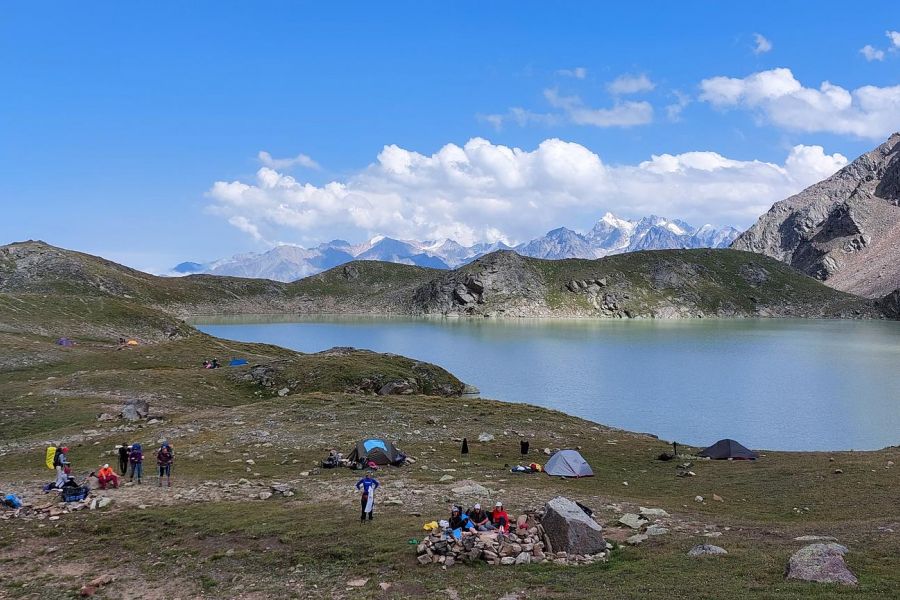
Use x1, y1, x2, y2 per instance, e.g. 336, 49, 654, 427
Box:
544, 449, 593, 478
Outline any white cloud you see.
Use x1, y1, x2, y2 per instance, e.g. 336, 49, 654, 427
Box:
544, 89, 654, 127
207, 138, 848, 246
699, 67, 900, 138
257, 150, 321, 170
860, 45, 885, 61
557, 67, 587, 79
607, 74, 655, 95
752, 33, 773, 55
482, 89, 652, 130
888, 30, 900, 48
665, 90, 691, 121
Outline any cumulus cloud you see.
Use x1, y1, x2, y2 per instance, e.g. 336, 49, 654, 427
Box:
752, 33, 773, 55
888, 30, 900, 48
207, 138, 848, 246
607, 74, 655, 95
860, 45, 885, 61
557, 67, 587, 79
699, 67, 900, 138
257, 150, 321, 170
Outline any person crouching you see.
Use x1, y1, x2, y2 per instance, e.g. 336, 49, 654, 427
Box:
97, 464, 119, 489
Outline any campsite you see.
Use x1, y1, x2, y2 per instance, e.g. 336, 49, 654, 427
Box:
0, 324, 897, 598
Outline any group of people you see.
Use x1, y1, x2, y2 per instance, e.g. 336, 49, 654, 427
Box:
114, 441, 175, 486
202, 359, 220, 369
447, 502, 510, 535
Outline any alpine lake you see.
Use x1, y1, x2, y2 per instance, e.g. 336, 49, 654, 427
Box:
195, 316, 900, 452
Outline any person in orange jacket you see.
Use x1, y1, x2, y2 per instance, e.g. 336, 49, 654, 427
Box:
97, 463, 119, 489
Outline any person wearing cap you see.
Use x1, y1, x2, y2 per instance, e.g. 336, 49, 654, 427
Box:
97, 464, 119, 489
491, 501, 510, 533
448, 505, 476, 535
467, 503, 494, 531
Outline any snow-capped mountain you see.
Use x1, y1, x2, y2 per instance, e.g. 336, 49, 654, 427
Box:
174, 213, 740, 282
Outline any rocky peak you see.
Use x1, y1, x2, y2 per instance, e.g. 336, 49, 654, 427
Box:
732, 133, 900, 298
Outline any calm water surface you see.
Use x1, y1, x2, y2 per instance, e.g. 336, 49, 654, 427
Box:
195, 317, 900, 451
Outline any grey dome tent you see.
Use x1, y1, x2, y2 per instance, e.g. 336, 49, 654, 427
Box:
698, 439, 758, 460
544, 449, 593, 478
347, 438, 404, 466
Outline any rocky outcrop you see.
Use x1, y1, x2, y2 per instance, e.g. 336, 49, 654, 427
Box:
411, 251, 548, 316
541, 496, 606, 556
733, 133, 900, 298
786, 543, 857, 586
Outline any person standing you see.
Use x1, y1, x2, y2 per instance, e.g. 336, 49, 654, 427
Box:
157, 442, 174, 487
54, 447, 70, 489
355, 472, 379, 522
129, 443, 144, 484
117, 444, 130, 475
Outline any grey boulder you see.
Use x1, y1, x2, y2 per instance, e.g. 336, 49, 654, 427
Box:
787, 543, 857, 586
688, 544, 727, 557
541, 496, 605, 555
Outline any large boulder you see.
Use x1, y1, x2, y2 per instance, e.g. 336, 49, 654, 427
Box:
121, 398, 149, 421
787, 543, 857, 586
541, 496, 605, 555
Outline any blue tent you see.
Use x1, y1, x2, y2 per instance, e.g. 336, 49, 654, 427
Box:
229, 358, 248, 366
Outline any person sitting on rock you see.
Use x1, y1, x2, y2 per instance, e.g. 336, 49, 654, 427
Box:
491, 501, 510, 533
466, 503, 494, 531
97, 464, 119, 489
448, 505, 476, 536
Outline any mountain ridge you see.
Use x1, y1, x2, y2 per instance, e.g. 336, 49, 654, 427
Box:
176, 213, 739, 282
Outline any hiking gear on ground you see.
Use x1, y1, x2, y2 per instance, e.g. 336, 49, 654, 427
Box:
544, 449, 593, 478
520, 440, 529, 455
698, 438, 759, 460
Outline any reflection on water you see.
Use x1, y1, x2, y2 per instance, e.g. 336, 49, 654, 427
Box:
195, 316, 900, 451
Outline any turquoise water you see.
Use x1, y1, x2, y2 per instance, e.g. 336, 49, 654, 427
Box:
195, 317, 900, 451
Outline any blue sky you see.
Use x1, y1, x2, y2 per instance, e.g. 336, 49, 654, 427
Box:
2, 2, 899, 271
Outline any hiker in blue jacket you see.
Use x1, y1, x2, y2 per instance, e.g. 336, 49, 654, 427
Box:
356, 473, 379, 522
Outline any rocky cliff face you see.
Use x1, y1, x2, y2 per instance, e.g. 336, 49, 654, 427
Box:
732, 133, 900, 298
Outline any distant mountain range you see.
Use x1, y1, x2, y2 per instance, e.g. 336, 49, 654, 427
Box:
174, 213, 741, 282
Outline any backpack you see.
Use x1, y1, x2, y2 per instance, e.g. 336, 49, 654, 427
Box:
46, 446, 58, 470
130, 444, 143, 463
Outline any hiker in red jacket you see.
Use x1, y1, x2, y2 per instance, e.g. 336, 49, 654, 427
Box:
491, 501, 510, 533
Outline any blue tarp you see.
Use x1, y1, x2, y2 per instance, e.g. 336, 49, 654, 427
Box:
229, 359, 248, 366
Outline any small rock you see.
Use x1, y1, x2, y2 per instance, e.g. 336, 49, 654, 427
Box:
712, 494, 724, 502
794, 535, 837, 542
646, 525, 669, 536
688, 544, 728, 557
639, 507, 669, 518
626, 534, 648, 545
439, 475, 454, 483
347, 578, 368, 588
258, 491, 273, 500
277, 387, 290, 397
833, 469, 843, 474
477, 433, 494, 442
618, 513, 649, 529
694, 495, 704, 503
